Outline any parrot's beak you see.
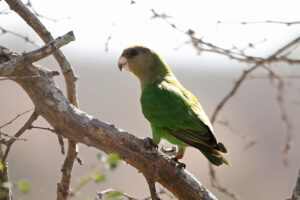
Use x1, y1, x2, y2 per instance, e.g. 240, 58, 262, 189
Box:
118, 56, 128, 71
118, 56, 131, 72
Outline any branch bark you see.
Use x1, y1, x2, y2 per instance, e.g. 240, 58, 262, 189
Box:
0, 45, 217, 200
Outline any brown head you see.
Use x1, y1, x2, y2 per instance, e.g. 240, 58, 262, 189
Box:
118, 45, 170, 87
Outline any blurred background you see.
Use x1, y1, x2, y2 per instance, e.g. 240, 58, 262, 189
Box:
0, 0, 300, 199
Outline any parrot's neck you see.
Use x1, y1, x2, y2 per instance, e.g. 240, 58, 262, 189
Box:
139, 68, 171, 89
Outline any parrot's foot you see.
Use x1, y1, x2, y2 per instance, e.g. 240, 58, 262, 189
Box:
171, 157, 186, 169
143, 137, 158, 150
161, 147, 177, 156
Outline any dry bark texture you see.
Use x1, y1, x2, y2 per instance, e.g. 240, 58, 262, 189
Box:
0, 44, 217, 200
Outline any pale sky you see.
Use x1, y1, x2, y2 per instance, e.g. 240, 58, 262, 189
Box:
1, 0, 300, 67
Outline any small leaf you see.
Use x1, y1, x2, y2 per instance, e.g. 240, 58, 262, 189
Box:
105, 190, 123, 200
106, 153, 120, 170
92, 173, 106, 183
0, 161, 4, 171
17, 180, 31, 193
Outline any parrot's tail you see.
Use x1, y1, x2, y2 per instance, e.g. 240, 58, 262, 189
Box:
200, 150, 231, 166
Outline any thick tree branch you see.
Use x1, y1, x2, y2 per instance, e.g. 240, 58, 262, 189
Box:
0, 31, 75, 76
0, 46, 217, 200
5, 0, 79, 105
5, 0, 80, 197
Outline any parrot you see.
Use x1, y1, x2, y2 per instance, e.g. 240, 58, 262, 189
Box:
118, 45, 230, 167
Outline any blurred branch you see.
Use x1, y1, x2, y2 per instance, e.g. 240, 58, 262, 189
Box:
262, 66, 293, 165
0, 26, 39, 47
1, 111, 38, 162
0, 108, 33, 129
289, 169, 300, 200
211, 35, 300, 124
217, 120, 256, 151
0, 143, 12, 200
217, 20, 300, 26
25, 0, 71, 22
208, 163, 239, 200
0, 46, 218, 200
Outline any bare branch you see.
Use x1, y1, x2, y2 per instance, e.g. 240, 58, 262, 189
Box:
0, 46, 218, 200
0, 26, 39, 47
0, 143, 13, 200
1, 111, 38, 162
289, 169, 300, 200
217, 20, 300, 26
208, 164, 239, 200
211, 34, 300, 124
217, 120, 256, 151
5, 0, 79, 106
0, 75, 39, 81
0, 31, 75, 76
0, 130, 27, 143
25, 0, 71, 22
0, 108, 33, 129
104, 35, 112, 52
57, 140, 78, 200
146, 177, 161, 200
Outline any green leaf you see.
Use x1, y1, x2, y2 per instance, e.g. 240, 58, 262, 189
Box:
106, 153, 120, 170
0, 161, 4, 171
17, 180, 31, 193
92, 173, 106, 183
105, 190, 123, 200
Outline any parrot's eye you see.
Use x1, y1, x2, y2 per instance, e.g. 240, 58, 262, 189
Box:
129, 49, 139, 57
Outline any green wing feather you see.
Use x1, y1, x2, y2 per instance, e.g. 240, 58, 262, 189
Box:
141, 75, 229, 166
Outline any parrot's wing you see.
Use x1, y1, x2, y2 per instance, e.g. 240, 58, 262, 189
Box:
141, 81, 226, 153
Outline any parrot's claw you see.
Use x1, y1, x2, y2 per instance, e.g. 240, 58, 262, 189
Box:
143, 137, 158, 150
171, 157, 186, 169
161, 147, 177, 156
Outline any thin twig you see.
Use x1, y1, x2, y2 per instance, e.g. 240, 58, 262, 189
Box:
217, 20, 300, 26
217, 120, 256, 151
0, 108, 34, 129
208, 163, 239, 200
1, 111, 38, 162
0, 130, 27, 143
0, 26, 39, 47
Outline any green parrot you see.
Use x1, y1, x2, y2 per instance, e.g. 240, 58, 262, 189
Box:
118, 45, 230, 166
